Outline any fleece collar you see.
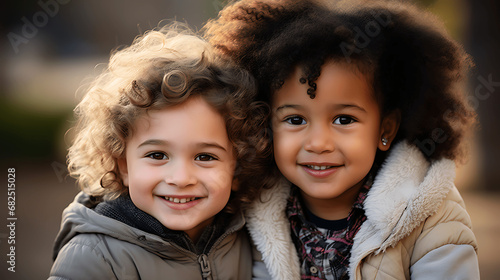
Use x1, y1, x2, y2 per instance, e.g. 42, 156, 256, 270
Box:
245, 177, 299, 280
245, 141, 456, 280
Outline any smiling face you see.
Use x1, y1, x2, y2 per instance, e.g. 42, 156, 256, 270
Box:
272, 61, 398, 220
119, 96, 236, 242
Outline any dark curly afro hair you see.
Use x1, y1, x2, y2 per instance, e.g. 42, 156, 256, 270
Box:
204, 0, 476, 163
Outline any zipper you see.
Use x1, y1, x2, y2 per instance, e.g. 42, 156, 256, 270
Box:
205, 211, 245, 255
197, 254, 212, 280
162, 212, 244, 279
197, 211, 245, 279
196, 214, 243, 280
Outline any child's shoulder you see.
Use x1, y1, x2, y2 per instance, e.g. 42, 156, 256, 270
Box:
50, 233, 120, 279
364, 141, 474, 249
421, 185, 473, 237
52, 230, 175, 279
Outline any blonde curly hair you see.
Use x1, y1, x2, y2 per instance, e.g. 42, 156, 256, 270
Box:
68, 23, 270, 208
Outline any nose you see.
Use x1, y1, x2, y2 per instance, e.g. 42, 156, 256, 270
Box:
303, 123, 335, 154
165, 159, 197, 188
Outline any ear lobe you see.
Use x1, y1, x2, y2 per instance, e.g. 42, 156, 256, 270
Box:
379, 110, 401, 151
117, 158, 129, 187
231, 178, 239, 192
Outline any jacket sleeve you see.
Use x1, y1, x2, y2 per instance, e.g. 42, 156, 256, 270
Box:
410, 244, 479, 280
48, 237, 115, 280
409, 187, 480, 280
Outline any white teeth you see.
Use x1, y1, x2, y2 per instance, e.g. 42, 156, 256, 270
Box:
307, 165, 332, 170
164, 196, 196, 203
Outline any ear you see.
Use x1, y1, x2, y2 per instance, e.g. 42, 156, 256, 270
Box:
231, 177, 239, 192
378, 110, 401, 151
117, 157, 129, 187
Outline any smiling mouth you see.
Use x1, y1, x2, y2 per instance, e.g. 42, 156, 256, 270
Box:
303, 163, 344, 170
300, 164, 341, 178
306, 165, 335, 170
162, 196, 201, 204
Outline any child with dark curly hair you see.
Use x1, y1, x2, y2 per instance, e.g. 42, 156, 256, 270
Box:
49, 23, 271, 279
204, 0, 480, 279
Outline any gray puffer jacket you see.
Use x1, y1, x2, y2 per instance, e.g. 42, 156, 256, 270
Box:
49, 193, 252, 280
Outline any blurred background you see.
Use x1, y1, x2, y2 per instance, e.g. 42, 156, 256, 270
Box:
0, 0, 498, 279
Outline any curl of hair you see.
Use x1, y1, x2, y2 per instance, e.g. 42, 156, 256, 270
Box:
68, 23, 271, 212
204, 0, 477, 166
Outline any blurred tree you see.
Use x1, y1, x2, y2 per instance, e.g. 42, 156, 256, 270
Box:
407, 0, 499, 191
465, 0, 500, 191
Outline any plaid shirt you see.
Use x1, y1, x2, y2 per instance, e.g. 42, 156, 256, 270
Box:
287, 184, 370, 280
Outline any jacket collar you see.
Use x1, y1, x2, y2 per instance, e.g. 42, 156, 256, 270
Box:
53, 192, 246, 260
245, 176, 299, 280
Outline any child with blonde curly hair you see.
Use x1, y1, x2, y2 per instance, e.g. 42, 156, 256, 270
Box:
49, 23, 270, 279
205, 0, 480, 279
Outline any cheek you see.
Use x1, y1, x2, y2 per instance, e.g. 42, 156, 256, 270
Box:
129, 165, 147, 181
349, 122, 381, 150
127, 164, 158, 192
204, 166, 234, 191
272, 131, 288, 162
342, 135, 378, 168
349, 141, 376, 160
127, 180, 151, 212
205, 171, 233, 210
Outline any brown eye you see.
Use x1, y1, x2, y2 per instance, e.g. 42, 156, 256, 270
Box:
147, 152, 168, 160
334, 116, 355, 125
196, 154, 217, 161
285, 116, 306, 125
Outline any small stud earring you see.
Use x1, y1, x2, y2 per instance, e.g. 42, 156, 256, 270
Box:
381, 138, 388, 146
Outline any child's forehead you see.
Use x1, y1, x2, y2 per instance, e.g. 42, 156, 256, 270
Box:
127, 96, 229, 136
268, 61, 383, 114
136, 96, 221, 121
278, 60, 375, 96
299, 59, 373, 79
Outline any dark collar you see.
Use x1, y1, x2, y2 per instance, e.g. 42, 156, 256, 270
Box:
94, 195, 233, 254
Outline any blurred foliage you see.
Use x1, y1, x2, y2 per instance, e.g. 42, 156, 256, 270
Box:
0, 0, 470, 163
416, 0, 438, 6
415, 0, 467, 42
0, 97, 72, 161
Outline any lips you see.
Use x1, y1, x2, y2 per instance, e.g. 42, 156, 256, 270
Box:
163, 196, 199, 204
158, 195, 203, 210
306, 165, 335, 170
300, 163, 342, 178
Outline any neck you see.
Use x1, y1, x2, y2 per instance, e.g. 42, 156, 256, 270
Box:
300, 180, 364, 220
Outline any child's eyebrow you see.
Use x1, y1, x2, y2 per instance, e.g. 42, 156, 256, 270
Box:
336, 104, 367, 113
275, 104, 366, 112
275, 104, 301, 112
196, 142, 228, 152
138, 139, 166, 148
137, 139, 227, 152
